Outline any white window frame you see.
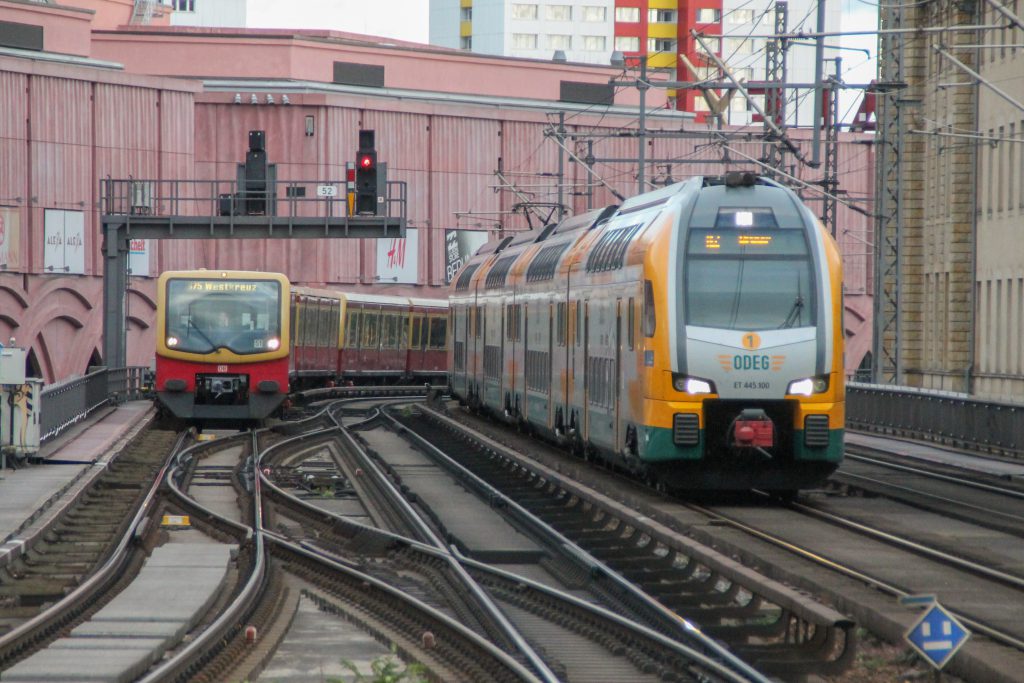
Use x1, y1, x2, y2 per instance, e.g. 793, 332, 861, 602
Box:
546, 4, 572, 21
511, 3, 538, 20
615, 7, 640, 22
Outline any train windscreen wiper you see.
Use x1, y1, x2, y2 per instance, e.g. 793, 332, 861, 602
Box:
187, 318, 218, 352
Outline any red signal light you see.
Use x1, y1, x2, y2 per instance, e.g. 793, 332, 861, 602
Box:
359, 154, 374, 169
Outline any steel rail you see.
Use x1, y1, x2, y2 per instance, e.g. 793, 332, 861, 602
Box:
844, 448, 1024, 501
689, 500, 1024, 651
835, 471, 1024, 529
259, 431, 749, 682
0, 429, 191, 665
139, 430, 267, 683
390, 405, 771, 683
789, 500, 1024, 590
322, 406, 563, 683
263, 534, 544, 683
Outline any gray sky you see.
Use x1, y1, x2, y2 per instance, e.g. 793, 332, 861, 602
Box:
247, 0, 430, 42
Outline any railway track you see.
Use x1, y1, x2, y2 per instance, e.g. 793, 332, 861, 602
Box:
256, 400, 761, 682
831, 441, 1024, 537
424, 398, 1024, 683
398, 401, 856, 679
0, 427, 185, 669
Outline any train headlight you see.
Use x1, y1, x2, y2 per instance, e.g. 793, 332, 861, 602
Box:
787, 376, 829, 396
672, 374, 716, 395
166, 336, 179, 347
267, 337, 280, 350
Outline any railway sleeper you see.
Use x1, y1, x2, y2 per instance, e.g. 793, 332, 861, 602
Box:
599, 550, 672, 566
699, 610, 791, 639
614, 568, 682, 584
572, 532, 634, 548
732, 620, 855, 677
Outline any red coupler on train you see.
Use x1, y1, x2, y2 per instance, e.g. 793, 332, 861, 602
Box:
732, 409, 774, 448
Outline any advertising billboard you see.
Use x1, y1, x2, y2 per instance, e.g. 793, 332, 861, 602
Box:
444, 229, 490, 284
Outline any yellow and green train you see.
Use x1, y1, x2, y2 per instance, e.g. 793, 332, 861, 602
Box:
447, 173, 844, 492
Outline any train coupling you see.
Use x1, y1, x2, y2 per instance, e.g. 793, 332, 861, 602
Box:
732, 408, 774, 448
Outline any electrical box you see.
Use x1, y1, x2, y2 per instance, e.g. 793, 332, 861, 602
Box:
1, 377, 42, 456
0, 348, 26, 385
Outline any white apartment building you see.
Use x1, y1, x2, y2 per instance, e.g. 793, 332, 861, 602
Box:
430, 0, 615, 65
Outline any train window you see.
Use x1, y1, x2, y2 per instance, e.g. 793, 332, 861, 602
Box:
628, 297, 635, 350
429, 316, 446, 349
506, 304, 521, 341
485, 255, 516, 289
319, 302, 327, 348
643, 281, 656, 337
289, 300, 297, 348
412, 317, 423, 349
315, 300, 324, 348
392, 315, 401, 349
331, 302, 340, 348
576, 301, 582, 347
298, 300, 308, 346
474, 306, 482, 338
585, 222, 643, 273
345, 310, 361, 348
527, 242, 570, 282
401, 314, 410, 349
363, 311, 379, 347
556, 302, 566, 347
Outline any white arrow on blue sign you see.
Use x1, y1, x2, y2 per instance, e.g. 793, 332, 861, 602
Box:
905, 602, 970, 670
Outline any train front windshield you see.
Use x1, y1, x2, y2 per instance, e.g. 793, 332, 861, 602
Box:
685, 208, 816, 331
165, 279, 282, 354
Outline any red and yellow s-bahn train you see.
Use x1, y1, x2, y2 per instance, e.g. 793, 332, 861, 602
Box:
154, 270, 447, 423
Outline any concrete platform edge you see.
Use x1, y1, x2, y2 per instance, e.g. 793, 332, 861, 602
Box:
0, 404, 157, 569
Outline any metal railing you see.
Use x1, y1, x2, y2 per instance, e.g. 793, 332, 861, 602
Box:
39, 367, 148, 445
847, 382, 1024, 459
100, 177, 406, 221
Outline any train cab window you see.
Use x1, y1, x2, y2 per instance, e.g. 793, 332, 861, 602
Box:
164, 277, 282, 355
686, 226, 815, 330
429, 316, 446, 349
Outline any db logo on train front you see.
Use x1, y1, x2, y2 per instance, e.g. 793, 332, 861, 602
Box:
218, 365, 228, 373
